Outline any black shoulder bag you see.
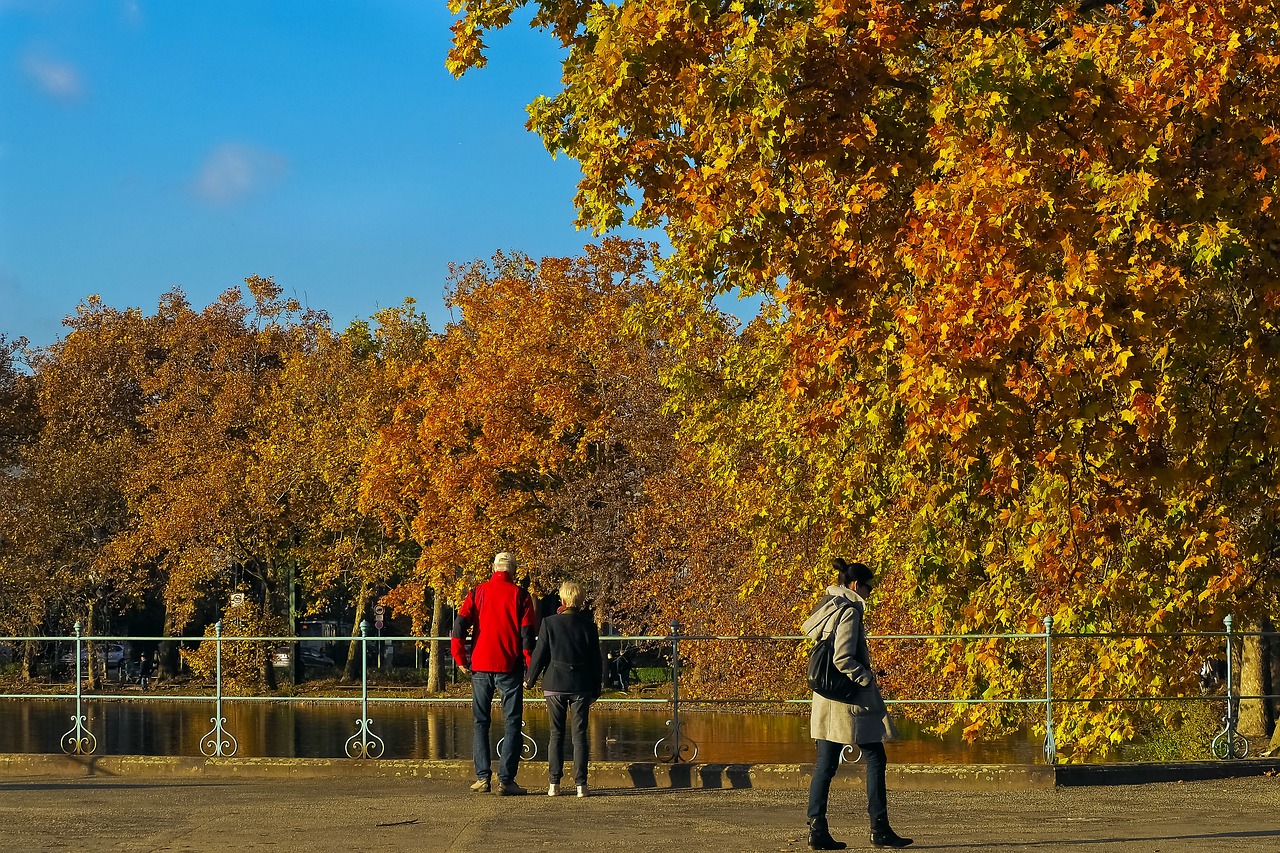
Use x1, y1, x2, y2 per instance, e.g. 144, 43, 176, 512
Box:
806, 601, 864, 704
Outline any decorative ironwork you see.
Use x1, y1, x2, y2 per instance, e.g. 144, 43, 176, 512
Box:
1043, 615, 1057, 765
346, 717, 386, 760
654, 717, 699, 763
1211, 615, 1248, 760
346, 619, 384, 760
496, 719, 538, 761
839, 744, 862, 764
1211, 715, 1248, 760
199, 621, 238, 757
60, 621, 97, 756
60, 714, 97, 756
654, 621, 699, 763
200, 715, 239, 758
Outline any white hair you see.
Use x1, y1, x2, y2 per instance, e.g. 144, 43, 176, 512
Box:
559, 581, 583, 609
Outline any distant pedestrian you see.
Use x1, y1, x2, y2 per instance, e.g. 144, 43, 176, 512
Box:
606, 646, 632, 692
137, 652, 153, 689
451, 552, 536, 796
525, 580, 602, 798
802, 558, 912, 850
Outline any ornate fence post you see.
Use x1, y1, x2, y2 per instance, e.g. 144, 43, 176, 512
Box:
60, 620, 97, 755
346, 618, 385, 758
1212, 614, 1248, 759
200, 620, 238, 756
1042, 615, 1056, 765
654, 619, 698, 763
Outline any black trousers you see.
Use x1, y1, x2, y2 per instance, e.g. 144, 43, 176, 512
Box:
545, 693, 593, 785
807, 739, 889, 830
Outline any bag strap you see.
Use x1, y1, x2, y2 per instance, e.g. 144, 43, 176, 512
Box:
813, 595, 852, 641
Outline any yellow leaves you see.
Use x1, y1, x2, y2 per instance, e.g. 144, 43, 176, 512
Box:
366, 240, 678, 595
433, 0, 1280, 751
1196, 221, 1224, 251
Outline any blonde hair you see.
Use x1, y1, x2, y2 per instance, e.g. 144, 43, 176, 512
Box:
558, 580, 583, 609
493, 552, 517, 573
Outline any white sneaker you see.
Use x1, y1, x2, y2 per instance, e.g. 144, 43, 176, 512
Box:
576, 784, 588, 798
547, 783, 560, 797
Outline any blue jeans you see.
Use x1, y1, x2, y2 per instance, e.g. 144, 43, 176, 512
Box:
545, 693, 593, 786
471, 671, 524, 783
807, 739, 888, 830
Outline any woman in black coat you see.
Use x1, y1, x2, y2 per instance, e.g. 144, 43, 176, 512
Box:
525, 580, 603, 797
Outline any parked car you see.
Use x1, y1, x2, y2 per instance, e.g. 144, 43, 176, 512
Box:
60, 642, 126, 668
271, 645, 335, 669
300, 647, 335, 668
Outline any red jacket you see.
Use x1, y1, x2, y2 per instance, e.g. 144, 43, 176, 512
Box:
450, 572, 536, 674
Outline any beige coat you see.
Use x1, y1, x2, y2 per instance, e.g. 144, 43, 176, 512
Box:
803, 584, 894, 745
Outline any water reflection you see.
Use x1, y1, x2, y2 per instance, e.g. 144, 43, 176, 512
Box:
0, 700, 1040, 763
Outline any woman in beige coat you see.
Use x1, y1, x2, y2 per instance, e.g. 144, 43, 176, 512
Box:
802, 558, 911, 850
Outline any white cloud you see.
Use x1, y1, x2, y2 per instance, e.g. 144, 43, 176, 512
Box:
191, 143, 289, 205
121, 0, 143, 27
21, 52, 84, 101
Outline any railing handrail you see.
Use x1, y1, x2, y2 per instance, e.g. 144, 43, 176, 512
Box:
0, 615, 1266, 765
3, 629, 1266, 643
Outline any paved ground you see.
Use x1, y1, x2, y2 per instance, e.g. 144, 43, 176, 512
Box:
1, 774, 1277, 852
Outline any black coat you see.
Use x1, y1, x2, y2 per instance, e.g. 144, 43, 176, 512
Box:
526, 609, 602, 697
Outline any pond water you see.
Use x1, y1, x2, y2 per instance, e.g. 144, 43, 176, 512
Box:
0, 698, 1042, 764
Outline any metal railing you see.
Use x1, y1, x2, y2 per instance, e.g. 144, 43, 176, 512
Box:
0, 615, 1272, 765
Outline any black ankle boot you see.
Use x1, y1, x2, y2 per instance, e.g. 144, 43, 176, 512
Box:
870, 825, 913, 849
807, 817, 846, 851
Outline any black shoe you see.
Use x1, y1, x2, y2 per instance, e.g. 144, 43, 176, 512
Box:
870, 827, 913, 849
807, 818, 847, 850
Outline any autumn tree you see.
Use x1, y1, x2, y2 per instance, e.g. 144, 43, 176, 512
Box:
361, 240, 677, 649
0, 305, 161, 685
110, 281, 329, 686
449, 2, 1280, 754
257, 314, 429, 684
0, 336, 40, 666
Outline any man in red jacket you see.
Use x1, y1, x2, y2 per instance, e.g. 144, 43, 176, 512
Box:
451, 551, 536, 795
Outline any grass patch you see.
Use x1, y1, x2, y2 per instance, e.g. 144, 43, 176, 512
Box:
632, 667, 670, 685
1122, 701, 1224, 762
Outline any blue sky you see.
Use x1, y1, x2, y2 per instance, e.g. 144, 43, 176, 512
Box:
1, 0, 676, 349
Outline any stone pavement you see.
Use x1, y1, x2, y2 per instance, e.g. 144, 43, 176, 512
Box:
1, 772, 1277, 852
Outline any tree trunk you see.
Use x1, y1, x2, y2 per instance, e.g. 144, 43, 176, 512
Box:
85, 600, 100, 691
262, 648, 277, 686
260, 573, 278, 690
342, 582, 371, 684
1270, 615, 1280, 739
22, 637, 36, 681
1239, 618, 1276, 737
157, 602, 180, 681
427, 589, 444, 693
286, 559, 301, 685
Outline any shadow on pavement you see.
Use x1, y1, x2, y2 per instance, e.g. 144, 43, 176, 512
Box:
0, 781, 231, 791
937, 828, 1280, 848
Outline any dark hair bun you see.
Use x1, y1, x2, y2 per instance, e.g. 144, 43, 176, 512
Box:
834, 558, 873, 587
